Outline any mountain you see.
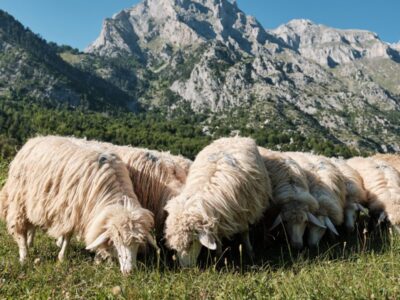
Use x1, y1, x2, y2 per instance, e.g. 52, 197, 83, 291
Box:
84, 0, 400, 152
86, 0, 282, 61
1, 1, 399, 154
0, 10, 139, 111
270, 19, 400, 67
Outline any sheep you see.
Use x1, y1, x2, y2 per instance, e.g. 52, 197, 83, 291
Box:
164, 137, 272, 267
50, 137, 190, 262
347, 157, 400, 232
0, 136, 155, 275
330, 157, 368, 232
65, 137, 192, 238
257, 148, 324, 250
286, 152, 346, 247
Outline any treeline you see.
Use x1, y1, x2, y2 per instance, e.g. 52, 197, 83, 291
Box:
0, 99, 360, 161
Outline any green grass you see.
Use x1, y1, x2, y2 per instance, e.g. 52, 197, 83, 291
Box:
1, 164, 400, 299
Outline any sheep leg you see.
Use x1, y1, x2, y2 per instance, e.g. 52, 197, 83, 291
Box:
216, 243, 223, 256
27, 226, 36, 248
56, 236, 64, 248
58, 234, 71, 262
7, 203, 29, 263
15, 231, 28, 264
241, 231, 255, 260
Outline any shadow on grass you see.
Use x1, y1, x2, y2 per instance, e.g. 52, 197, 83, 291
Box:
193, 214, 394, 273
0, 216, 395, 275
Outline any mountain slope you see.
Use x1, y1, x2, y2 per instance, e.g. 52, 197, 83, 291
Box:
269, 19, 400, 67
0, 10, 139, 111
1, 2, 399, 154
85, 0, 400, 152
86, 0, 282, 61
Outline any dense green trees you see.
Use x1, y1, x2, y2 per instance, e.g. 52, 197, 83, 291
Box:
0, 98, 360, 161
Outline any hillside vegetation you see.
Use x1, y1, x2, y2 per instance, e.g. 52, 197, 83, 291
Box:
0, 99, 361, 160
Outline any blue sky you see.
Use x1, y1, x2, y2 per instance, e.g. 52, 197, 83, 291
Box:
1, 0, 399, 50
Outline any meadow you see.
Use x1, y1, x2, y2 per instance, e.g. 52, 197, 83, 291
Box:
1, 161, 400, 299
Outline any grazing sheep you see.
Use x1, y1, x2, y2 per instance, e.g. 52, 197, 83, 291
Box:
347, 157, 400, 232
330, 157, 368, 232
257, 148, 323, 250
0, 136, 155, 274
164, 137, 272, 267
66, 137, 192, 238
286, 152, 346, 247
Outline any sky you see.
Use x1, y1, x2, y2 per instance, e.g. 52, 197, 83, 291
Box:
0, 0, 399, 50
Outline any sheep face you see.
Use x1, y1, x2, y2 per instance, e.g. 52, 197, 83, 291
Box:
307, 216, 327, 248
86, 207, 154, 275
165, 200, 216, 267
165, 215, 217, 267
176, 239, 203, 268
271, 203, 326, 250
281, 208, 308, 250
344, 204, 358, 233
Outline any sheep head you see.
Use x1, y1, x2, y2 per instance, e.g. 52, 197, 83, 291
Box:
164, 196, 217, 268
270, 202, 325, 250
86, 205, 155, 275
307, 215, 339, 248
344, 203, 368, 233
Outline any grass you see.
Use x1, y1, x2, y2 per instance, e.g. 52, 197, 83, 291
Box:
1, 164, 400, 299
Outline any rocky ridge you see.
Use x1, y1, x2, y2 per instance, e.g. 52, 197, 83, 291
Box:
270, 19, 400, 67
84, 0, 400, 152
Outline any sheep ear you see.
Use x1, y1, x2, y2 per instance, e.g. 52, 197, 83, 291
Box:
86, 232, 109, 251
356, 203, 368, 214
377, 212, 387, 225
269, 214, 283, 231
147, 233, 159, 250
307, 212, 326, 229
199, 232, 217, 250
325, 217, 339, 236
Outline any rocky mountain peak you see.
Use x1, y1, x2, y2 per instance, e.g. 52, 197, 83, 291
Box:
285, 19, 315, 30
82, 2, 400, 152
270, 19, 399, 67
86, 0, 279, 60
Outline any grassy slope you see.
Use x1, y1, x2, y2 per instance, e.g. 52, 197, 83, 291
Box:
1, 163, 400, 299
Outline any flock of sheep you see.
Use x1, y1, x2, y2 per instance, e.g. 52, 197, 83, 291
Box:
1, 135, 399, 274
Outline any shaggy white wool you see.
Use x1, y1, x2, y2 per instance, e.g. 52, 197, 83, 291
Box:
165, 137, 272, 254
348, 157, 400, 225
258, 148, 318, 212
1, 136, 154, 270
373, 154, 400, 174
286, 152, 346, 225
66, 137, 192, 236
330, 157, 368, 208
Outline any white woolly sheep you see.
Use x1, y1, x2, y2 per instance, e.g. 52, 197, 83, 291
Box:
0, 136, 155, 275
164, 137, 272, 267
330, 157, 368, 232
286, 152, 347, 247
347, 157, 400, 232
258, 148, 324, 250
66, 137, 192, 238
